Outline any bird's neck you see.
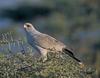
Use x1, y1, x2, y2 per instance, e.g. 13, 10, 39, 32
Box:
25, 29, 41, 36
32, 29, 41, 35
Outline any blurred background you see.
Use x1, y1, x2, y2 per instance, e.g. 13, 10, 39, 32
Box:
0, 0, 99, 77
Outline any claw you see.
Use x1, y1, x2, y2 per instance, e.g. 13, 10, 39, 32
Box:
79, 62, 84, 68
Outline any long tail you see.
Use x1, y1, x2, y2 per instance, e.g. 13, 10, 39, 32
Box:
62, 48, 85, 68
62, 48, 81, 63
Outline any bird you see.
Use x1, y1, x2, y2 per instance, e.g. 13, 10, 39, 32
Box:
24, 23, 84, 67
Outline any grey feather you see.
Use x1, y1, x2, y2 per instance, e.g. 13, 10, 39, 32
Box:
24, 23, 83, 64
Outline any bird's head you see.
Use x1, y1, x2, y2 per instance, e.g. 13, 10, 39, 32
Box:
24, 23, 37, 32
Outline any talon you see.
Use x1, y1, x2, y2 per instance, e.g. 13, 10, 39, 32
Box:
79, 62, 84, 68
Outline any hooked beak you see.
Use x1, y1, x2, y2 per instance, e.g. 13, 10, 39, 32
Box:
24, 24, 27, 29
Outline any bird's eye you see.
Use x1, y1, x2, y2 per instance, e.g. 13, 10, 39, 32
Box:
26, 25, 30, 27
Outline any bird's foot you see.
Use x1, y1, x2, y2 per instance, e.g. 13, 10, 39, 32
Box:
42, 56, 48, 62
79, 62, 85, 68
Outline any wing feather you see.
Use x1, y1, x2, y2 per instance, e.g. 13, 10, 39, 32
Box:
33, 33, 65, 50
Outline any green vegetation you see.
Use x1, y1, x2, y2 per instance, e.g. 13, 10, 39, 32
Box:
0, 52, 95, 78
0, 0, 100, 77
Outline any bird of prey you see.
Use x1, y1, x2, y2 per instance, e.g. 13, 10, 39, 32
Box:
24, 23, 83, 66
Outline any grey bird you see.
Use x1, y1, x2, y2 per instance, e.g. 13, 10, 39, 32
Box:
24, 23, 84, 66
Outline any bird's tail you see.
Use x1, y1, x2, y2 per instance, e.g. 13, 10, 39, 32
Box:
62, 48, 84, 68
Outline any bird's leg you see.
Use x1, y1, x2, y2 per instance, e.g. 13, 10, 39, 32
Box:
37, 46, 48, 62
41, 49, 48, 62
